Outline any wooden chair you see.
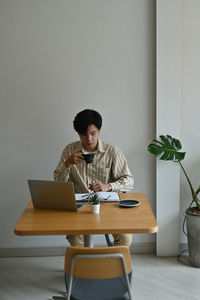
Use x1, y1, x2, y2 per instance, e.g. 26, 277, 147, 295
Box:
63, 246, 133, 300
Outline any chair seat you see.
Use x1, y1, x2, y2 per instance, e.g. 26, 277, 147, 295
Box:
65, 272, 132, 300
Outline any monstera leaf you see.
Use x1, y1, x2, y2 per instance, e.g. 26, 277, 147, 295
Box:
148, 135, 200, 208
148, 135, 186, 162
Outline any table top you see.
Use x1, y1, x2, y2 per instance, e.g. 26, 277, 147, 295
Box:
14, 193, 158, 236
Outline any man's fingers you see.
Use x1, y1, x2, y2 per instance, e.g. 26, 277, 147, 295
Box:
89, 183, 99, 192
70, 152, 84, 164
93, 182, 103, 192
74, 152, 83, 159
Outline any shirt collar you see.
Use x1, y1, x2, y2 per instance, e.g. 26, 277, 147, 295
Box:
97, 139, 106, 153
77, 139, 106, 153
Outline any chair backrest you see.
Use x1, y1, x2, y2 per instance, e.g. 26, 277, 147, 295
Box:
65, 246, 133, 300
65, 246, 132, 279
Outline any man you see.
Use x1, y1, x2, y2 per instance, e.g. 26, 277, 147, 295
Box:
54, 109, 134, 247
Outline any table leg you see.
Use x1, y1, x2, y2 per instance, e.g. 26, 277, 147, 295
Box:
84, 235, 93, 247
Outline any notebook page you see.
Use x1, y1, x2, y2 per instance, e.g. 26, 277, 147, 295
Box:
76, 192, 119, 202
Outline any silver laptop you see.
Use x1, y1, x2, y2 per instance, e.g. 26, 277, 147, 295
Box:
28, 180, 87, 211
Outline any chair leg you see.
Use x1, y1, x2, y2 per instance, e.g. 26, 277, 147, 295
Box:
52, 290, 68, 300
105, 234, 113, 246
67, 276, 73, 300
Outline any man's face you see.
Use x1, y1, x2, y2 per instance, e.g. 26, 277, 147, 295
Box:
79, 124, 100, 152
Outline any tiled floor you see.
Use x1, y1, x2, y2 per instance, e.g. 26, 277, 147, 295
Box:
0, 254, 200, 300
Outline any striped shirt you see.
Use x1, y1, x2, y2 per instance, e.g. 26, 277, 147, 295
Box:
54, 139, 134, 193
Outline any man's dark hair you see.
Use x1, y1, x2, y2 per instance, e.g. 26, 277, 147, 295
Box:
73, 109, 102, 135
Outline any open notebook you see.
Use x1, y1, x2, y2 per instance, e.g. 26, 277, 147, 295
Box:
76, 192, 120, 202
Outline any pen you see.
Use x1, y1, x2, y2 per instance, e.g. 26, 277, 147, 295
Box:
81, 192, 95, 198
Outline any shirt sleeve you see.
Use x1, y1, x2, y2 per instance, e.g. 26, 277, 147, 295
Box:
109, 146, 134, 193
53, 146, 71, 182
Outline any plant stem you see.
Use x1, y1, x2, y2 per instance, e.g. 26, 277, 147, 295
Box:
179, 162, 200, 208
196, 185, 200, 196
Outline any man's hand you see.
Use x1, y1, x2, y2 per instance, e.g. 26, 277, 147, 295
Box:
65, 151, 83, 168
89, 182, 112, 192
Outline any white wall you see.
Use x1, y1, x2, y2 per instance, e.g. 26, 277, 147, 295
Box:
0, 0, 156, 251
180, 0, 200, 243
155, 0, 200, 252
156, 0, 181, 256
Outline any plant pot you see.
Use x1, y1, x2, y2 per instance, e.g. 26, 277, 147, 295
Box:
185, 207, 200, 267
90, 203, 100, 214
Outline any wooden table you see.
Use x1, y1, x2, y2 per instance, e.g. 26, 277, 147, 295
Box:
14, 193, 158, 246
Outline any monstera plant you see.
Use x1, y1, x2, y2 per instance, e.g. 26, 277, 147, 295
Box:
148, 135, 200, 210
148, 135, 200, 267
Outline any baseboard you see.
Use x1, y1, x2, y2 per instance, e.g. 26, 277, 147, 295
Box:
0, 242, 156, 258
0, 247, 66, 258
130, 242, 156, 254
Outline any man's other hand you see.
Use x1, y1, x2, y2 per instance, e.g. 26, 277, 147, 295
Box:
89, 182, 112, 192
